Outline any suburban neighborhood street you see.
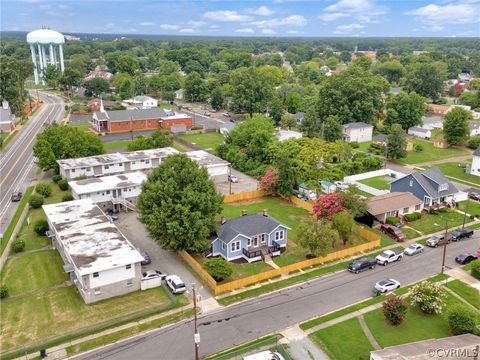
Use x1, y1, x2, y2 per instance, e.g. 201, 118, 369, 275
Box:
74, 237, 479, 360
0, 92, 64, 234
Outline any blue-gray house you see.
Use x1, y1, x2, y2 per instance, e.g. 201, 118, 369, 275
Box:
209, 210, 290, 263
390, 167, 459, 208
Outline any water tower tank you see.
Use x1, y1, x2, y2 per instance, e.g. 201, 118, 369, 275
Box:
26, 29, 65, 44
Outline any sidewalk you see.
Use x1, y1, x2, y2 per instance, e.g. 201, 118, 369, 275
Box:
280, 326, 329, 360
446, 267, 480, 287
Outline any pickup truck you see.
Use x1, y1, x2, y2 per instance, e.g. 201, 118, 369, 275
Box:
450, 228, 474, 241
426, 234, 449, 248
376, 250, 403, 266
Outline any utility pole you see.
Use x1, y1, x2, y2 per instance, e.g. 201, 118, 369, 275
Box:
440, 220, 449, 274
192, 285, 200, 360
384, 138, 388, 169
228, 165, 232, 195
462, 192, 470, 230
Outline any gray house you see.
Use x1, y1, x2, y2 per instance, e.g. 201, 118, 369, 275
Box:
390, 168, 458, 208
209, 211, 290, 263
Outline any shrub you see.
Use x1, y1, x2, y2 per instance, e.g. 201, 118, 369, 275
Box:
203, 257, 233, 282
410, 281, 446, 314
382, 295, 409, 325
12, 239, 25, 253
29, 194, 44, 208
350, 142, 359, 149
191, 125, 204, 130
34, 219, 49, 236
62, 193, 74, 202
429, 208, 439, 215
52, 174, 62, 183
447, 304, 476, 335
386, 216, 400, 225
36, 182, 52, 197
467, 137, 480, 150
414, 143, 424, 152
404, 212, 422, 222
58, 179, 69, 191
0, 285, 8, 299
470, 259, 480, 280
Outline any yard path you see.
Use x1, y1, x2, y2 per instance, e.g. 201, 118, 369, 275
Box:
358, 314, 381, 350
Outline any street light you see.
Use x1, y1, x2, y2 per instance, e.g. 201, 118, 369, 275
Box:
188, 283, 201, 360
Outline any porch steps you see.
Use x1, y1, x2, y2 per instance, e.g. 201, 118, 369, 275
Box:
263, 255, 280, 270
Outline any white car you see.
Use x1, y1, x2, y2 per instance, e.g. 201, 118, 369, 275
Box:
374, 279, 401, 294
243, 351, 285, 360
334, 181, 349, 190
165, 275, 186, 294
404, 243, 424, 256
142, 270, 167, 281
228, 174, 238, 183
223, 112, 230, 117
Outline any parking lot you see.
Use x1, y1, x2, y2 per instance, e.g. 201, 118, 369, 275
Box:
212, 169, 259, 195
115, 211, 212, 300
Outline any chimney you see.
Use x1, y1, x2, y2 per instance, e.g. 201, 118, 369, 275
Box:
241, 209, 247, 216
263, 209, 268, 217
221, 216, 227, 225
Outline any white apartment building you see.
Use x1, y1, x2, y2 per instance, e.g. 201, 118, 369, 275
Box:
342, 122, 373, 143
43, 199, 144, 304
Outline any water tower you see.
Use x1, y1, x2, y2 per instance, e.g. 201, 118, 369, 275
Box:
26, 27, 65, 85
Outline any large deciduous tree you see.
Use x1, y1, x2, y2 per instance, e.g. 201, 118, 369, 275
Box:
323, 115, 343, 142
386, 124, 407, 160
84, 78, 110, 97
298, 219, 340, 257
404, 63, 446, 101
443, 107, 470, 145
374, 60, 405, 84
332, 211, 355, 245
184, 71, 207, 102
0, 55, 31, 113
137, 154, 223, 252
313, 193, 346, 220
114, 73, 135, 99
385, 92, 427, 130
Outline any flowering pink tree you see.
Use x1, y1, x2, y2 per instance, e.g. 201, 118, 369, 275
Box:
312, 193, 346, 220
259, 168, 278, 191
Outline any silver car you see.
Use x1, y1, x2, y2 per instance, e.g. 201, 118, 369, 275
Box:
404, 243, 424, 256
374, 279, 400, 293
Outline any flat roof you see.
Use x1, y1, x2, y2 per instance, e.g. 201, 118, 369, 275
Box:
70, 172, 147, 195
160, 113, 190, 120
57, 147, 179, 169
185, 150, 230, 167
43, 199, 144, 275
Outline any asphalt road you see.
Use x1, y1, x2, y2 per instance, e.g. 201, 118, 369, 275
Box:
0, 92, 64, 234
75, 237, 479, 360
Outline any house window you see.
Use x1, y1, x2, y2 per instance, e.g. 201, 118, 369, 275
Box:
126, 279, 133, 287
132, 161, 136, 165
145, 160, 150, 164
247, 238, 251, 246
106, 190, 110, 194
386, 211, 397, 218
94, 288, 101, 295
126, 264, 131, 269
222, 242, 226, 250
403, 207, 409, 213
93, 272, 99, 278
438, 183, 448, 191
119, 163, 123, 166
104, 165, 109, 169
409, 179, 413, 187
276, 230, 284, 241
86, 167, 91, 171
261, 234, 266, 243
415, 204, 421, 211
230, 241, 240, 252
72, 169, 76, 173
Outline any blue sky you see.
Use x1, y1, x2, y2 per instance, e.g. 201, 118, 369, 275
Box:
2, 0, 479, 37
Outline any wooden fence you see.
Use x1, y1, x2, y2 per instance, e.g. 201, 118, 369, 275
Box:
178, 251, 217, 291
224, 190, 269, 203
289, 196, 313, 212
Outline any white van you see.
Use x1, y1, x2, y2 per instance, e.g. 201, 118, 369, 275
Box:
242, 351, 285, 360
165, 275, 186, 294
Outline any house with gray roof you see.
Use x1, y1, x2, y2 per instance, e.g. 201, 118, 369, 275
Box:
0, 99, 15, 132
209, 210, 290, 263
421, 115, 443, 130
408, 126, 431, 139
390, 167, 459, 208
342, 122, 373, 143
470, 146, 480, 177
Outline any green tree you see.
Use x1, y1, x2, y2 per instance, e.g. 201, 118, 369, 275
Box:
385, 92, 427, 130
285, 92, 302, 114
114, 73, 135, 99
340, 51, 351, 63
447, 305, 476, 335
298, 219, 340, 257
326, 56, 339, 69
339, 185, 368, 218
375, 60, 405, 84
269, 95, 284, 125
443, 107, 470, 145
184, 71, 207, 102
323, 115, 342, 142
386, 124, 407, 160
127, 130, 173, 151
137, 154, 223, 252
84, 78, 110, 97
404, 63, 446, 101
36, 182, 52, 197
59, 67, 82, 93
459, 91, 479, 109
332, 211, 355, 245
0, 55, 31, 113
115, 53, 140, 75
280, 113, 296, 129
203, 258, 233, 281
44, 64, 61, 89
210, 87, 224, 110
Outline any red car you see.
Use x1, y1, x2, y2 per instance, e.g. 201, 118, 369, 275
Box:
380, 224, 406, 242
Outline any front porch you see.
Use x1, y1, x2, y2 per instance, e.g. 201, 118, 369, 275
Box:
242, 241, 282, 263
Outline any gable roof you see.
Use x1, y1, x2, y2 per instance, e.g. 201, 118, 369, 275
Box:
94, 108, 168, 122
367, 192, 422, 216
393, 167, 458, 198
216, 214, 286, 243
343, 122, 373, 130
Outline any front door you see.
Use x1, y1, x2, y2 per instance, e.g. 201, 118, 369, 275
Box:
253, 236, 259, 247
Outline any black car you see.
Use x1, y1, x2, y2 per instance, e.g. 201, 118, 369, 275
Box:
11, 191, 22, 202
469, 192, 480, 201
455, 253, 478, 265
140, 251, 151, 266
348, 258, 377, 273
450, 228, 473, 241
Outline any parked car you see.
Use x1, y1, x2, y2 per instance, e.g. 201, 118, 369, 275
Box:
295, 192, 308, 201
347, 258, 376, 273
140, 251, 151, 266
450, 228, 474, 241
334, 181, 349, 191
469, 192, 480, 201
165, 275, 186, 294
380, 224, 406, 242
11, 191, 22, 202
185, 106, 193, 110
142, 270, 167, 281
204, 111, 211, 116
404, 243, 424, 256
223, 112, 230, 117
374, 279, 401, 294
229, 118, 236, 123
375, 250, 403, 265
426, 234, 449, 248
228, 174, 238, 183
455, 253, 478, 265
242, 351, 285, 360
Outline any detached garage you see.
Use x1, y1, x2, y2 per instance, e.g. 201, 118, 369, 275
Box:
186, 150, 230, 177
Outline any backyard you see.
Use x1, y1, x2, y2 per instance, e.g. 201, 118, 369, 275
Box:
432, 162, 478, 186
179, 131, 224, 150
358, 175, 392, 190
457, 200, 480, 218
103, 139, 131, 153
401, 139, 469, 165
68, 121, 91, 132
406, 210, 466, 235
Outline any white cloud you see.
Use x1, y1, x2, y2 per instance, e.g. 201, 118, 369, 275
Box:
204, 10, 253, 22
235, 28, 255, 33
251, 15, 307, 28
333, 23, 365, 33
248, 6, 274, 16
209, 25, 220, 29
407, 3, 479, 25
262, 28, 276, 34
286, 30, 304, 34
179, 28, 195, 33
139, 21, 154, 26
187, 20, 206, 28
318, 12, 350, 22
321, 0, 387, 23
160, 24, 180, 30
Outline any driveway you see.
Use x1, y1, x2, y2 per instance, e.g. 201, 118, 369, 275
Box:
212, 169, 258, 195
115, 212, 212, 300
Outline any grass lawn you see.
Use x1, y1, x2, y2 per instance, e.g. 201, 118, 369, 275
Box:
0, 286, 178, 352
407, 210, 465, 234
205, 335, 281, 360
357, 141, 373, 152
358, 175, 392, 190
69, 121, 91, 132
172, 140, 189, 152
401, 226, 422, 240
17, 209, 51, 251
358, 189, 374, 198
431, 163, 478, 186
103, 140, 131, 153
1, 250, 66, 296
458, 200, 480, 217
431, 128, 443, 138
310, 318, 374, 360
179, 132, 224, 150
444, 279, 480, 310
158, 103, 176, 110
401, 139, 469, 165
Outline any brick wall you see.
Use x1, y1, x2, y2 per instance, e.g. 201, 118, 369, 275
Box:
108, 119, 160, 133
159, 117, 192, 130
